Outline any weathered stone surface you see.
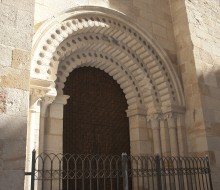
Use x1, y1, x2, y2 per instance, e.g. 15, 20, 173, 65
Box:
170, 0, 220, 188
0, 4, 17, 27
12, 49, 31, 70
0, 1, 33, 189
0, 115, 27, 140
1, 0, 34, 12
2, 139, 26, 170
0, 24, 33, 51
4, 88, 29, 117
46, 119, 63, 135
0, 170, 25, 190
0, 90, 6, 113
0, 67, 30, 90
0, 1, 34, 50
16, 10, 34, 34
0, 45, 12, 67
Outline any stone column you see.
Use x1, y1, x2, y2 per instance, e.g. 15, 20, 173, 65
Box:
39, 96, 55, 154
160, 118, 171, 156
127, 107, 150, 190
126, 107, 150, 155
149, 113, 162, 155
42, 95, 69, 190
166, 112, 179, 156
44, 95, 69, 154
25, 88, 47, 190
176, 113, 187, 156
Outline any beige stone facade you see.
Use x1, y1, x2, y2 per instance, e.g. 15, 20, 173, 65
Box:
0, 0, 219, 189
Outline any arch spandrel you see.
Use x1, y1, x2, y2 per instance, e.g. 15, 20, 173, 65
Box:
31, 6, 185, 113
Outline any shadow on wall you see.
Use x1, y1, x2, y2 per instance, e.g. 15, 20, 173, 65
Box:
0, 114, 27, 168
184, 61, 220, 190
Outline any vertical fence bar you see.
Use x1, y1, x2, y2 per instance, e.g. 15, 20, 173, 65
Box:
122, 153, 129, 190
42, 156, 45, 190
50, 159, 53, 190
206, 156, 213, 190
155, 155, 162, 190
59, 159, 61, 190
31, 149, 36, 190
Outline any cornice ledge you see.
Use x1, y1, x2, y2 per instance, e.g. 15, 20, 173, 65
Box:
30, 78, 57, 99
126, 106, 147, 117
161, 105, 185, 114
54, 95, 70, 105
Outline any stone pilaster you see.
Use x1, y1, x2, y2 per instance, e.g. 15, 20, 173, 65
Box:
25, 87, 48, 190
160, 117, 171, 156
44, 95, 69, 154
126, 107, 151, 155
176, 113, 187, 156
165, 112, 179, 156
148, 113, 162, 155
39, 96, 55, 154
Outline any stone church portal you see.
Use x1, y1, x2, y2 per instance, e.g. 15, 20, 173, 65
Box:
1, 1, 219, 189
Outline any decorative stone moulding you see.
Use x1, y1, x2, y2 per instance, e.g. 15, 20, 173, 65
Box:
31, 6, 185, 113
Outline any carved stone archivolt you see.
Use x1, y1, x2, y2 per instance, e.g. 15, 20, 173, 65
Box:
29, 7, 187, 158
31, 7, 185, 113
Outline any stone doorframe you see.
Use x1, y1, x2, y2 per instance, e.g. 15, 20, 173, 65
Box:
26, 6, 186, 189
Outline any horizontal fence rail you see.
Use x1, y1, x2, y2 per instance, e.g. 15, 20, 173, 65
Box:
26, 150, 213, 190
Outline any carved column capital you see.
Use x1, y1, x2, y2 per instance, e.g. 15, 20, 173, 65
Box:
30, 87, 50, 112
163, 112, 178, 120
41, 96, 56, 117
126, 106, 147, 117
147, 113, 163, 122
163, 112, 179, 129
53, 95, 70, 105
49, 95, 70, 119
30, 88, 47, 99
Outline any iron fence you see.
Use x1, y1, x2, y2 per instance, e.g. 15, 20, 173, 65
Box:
25, 150, 213, 190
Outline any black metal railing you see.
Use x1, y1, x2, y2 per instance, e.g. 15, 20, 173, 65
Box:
25, 150, 213, 190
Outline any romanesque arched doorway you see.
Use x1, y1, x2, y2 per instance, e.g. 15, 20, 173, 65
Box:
63, 67, 130, 155
27, 6, 186, 190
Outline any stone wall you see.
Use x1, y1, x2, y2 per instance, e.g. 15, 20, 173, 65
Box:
0, 0, 34, 189
34, 0, 178, 71
186, 0, 220, 187
170, 0, 220, 188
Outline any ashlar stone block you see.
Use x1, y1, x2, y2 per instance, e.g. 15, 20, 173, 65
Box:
0, 90, 6, 113
0, 170, 25, 190
0, 115, 27, 140
0, 45, 12, 67
12, 49, 31, 70
0, 67, 30, 90
0, 4, 17, 27
5, 88, 29, 117
2, 0, 34, 12
2, 139, 26, 170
